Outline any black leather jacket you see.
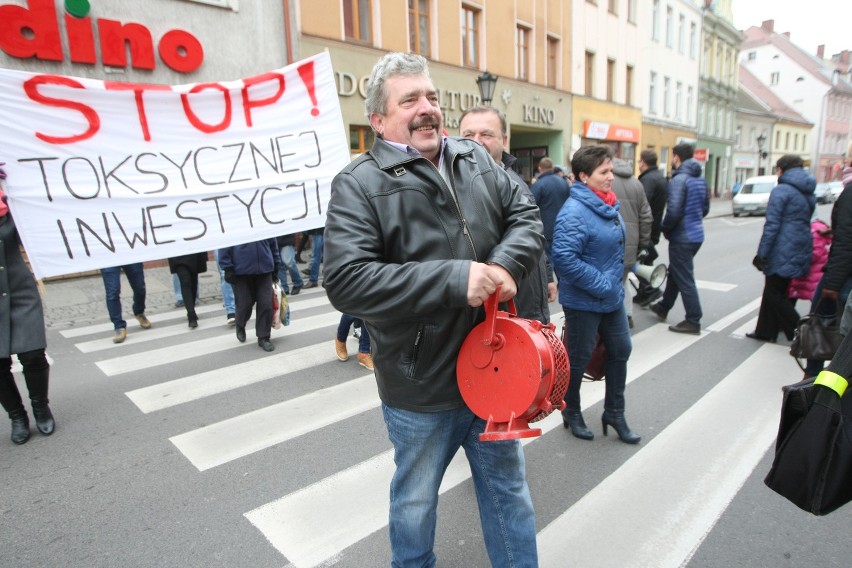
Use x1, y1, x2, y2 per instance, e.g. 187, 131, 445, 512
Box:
324, 137, 544, 412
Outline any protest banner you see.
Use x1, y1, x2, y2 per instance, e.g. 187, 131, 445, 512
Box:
0, 51, 349, 279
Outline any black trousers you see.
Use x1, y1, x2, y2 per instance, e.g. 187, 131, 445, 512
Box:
174, 265, 200, 320
231, 273, 274, 340
755, 274, 800, 341
0, 349, 50, 414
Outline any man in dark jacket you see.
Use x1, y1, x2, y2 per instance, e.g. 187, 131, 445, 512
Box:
323, 53, 542, 567
531, 156, 571, 266
650, 143, 709, 334
635, 149, 668, 305
460, 105, 555, 323
747, 154, 816, 343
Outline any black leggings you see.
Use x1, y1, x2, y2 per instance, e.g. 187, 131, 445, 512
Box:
0, 349, 50, 413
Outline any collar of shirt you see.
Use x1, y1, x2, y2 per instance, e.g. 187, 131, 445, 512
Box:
384, 136, 448, 169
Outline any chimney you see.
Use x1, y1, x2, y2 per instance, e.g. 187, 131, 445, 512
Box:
761, 20, 774, 33
782, 32, 790, 40
817, 45, 825, 59
841, 50, 850, 65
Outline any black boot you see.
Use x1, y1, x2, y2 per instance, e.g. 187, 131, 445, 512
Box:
562, 410, 594, 440
31, 399, 55, 436
602, 412, 641, 444
9, 408, 31, 445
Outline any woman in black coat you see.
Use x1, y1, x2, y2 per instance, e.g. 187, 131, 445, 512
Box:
0, 193, 54, 445
168, 252, 209, 328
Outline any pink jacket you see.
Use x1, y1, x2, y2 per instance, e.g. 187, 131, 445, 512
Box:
788, 219, 831, 300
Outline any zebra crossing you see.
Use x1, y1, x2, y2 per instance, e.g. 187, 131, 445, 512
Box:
56, 286, 801, 567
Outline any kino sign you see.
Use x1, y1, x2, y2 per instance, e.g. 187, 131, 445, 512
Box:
0, 0, 204, 73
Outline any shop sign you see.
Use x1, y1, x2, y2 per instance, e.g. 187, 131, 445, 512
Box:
0, 0, 204, 73
523, 104, 556, 125
582, 120, 639, 143
693, 148, 709, 162
734, 156, 755, 168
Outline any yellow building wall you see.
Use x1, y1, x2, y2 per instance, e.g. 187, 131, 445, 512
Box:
572, 97, 643, 139
301, 0, 341, 38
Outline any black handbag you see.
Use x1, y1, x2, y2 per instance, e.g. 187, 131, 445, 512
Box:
765, 332, 852, 515
789, 300, 842, 363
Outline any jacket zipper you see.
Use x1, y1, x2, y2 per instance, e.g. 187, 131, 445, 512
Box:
429, 154, 478, 261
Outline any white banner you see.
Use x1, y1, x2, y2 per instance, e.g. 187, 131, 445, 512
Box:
0, 52, 349, 279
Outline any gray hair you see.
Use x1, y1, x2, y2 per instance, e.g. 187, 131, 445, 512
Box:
364, 52, 431, 117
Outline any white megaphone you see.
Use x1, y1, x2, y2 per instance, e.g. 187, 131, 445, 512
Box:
632, 263, 667, 289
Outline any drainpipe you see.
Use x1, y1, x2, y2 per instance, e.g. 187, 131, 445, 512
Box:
283, 0, 294, 64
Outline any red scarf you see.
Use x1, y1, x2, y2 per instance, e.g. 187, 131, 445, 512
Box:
0, 189, 8, 218
590, 186, 617, 206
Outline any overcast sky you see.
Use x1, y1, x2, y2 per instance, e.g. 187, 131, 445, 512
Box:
731, 0, 848, 60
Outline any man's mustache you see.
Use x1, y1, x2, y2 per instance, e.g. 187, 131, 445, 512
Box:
409, 118, 440, 131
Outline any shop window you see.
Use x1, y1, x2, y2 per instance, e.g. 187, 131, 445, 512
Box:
344, 0, 372, 43
350, 125, 375, 154
461, 5, 480, 68
409, 0, 431, 57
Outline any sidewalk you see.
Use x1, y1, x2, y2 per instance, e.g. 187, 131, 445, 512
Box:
39, 198, 734, 330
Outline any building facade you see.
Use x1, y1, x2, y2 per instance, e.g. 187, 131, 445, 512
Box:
740, 20, 852, 182
696, 0, 741, 197
298, 0, 576, 184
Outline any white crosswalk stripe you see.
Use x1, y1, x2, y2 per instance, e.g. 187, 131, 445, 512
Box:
62, 288, 800, 567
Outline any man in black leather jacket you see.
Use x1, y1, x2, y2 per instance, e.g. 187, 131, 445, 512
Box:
324, 53, 543, 567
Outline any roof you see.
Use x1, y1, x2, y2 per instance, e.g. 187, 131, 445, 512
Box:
737, 66, 813, 126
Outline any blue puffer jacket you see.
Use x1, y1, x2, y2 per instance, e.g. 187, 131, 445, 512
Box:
661, 158, 709, 244
552, 183, 626, 313
757, 167, 816, 278
218, 238, 280, 276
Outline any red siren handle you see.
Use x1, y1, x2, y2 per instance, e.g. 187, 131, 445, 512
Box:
481, 286, 517, 346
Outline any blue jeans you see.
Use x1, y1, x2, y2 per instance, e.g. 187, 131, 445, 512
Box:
309, 233, 324, 284
101, 263, 146, 330
278, 244, 303, 291
804, 275, 852, 376
214, 250, 236, 314
381, 404, 537, 568
660, 240, 703, 325
337, 314, 370, 353
562, 305, 632, 414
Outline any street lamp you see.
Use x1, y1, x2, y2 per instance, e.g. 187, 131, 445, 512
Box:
756, 132, 767, 175
476, 71, 498, 106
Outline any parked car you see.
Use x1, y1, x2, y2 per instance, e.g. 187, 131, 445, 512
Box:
814, 183, 835, 204
732, 175, 777, 217
828, 181, 845, 202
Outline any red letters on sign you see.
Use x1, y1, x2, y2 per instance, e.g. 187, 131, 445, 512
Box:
23, 75, 101, 144
241, 73, 286, 127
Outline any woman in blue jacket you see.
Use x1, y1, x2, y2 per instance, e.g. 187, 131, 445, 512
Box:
552, 145, 639, 444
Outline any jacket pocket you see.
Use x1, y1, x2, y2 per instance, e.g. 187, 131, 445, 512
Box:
403, 322, 434, 383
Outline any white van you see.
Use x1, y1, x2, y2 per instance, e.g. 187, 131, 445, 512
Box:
732, 175, 777, 217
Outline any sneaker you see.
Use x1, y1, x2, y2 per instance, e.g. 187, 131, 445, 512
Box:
135, 313, 152, 329
649, 302, 668, 322
335, 339, 349, 361
358, 353, 375, 370
302, 282, 318, 289
112, 328, 127, 344
669, 320, 701, 335
226, 313, 236, 325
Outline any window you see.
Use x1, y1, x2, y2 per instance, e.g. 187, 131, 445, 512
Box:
689, 22, 697, 58
649, 71, 657, 114
652, 0, 660, 41
546, 37, 559, 88
517, 25, 531, 81
585, 51, 595, 97
627, 0, 637, 23
461, 5, 480, 67
794, 133, 799, 151
686, 86, 693, 122
608, 0, 617, 15
665, 6, 673, 48
678, 14, 685, 53
747, 51, 756, 61
736, 125, 742, 147
785, 131, 791, 150
350, 125, 375, 154
344, 0, 372, 43
625, 65, 633, 106
408, 0, 430, 57
606, 59, 615, 101
770, 71, 780, 85
675, 81, 682, 119
663, 76, 671, 117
